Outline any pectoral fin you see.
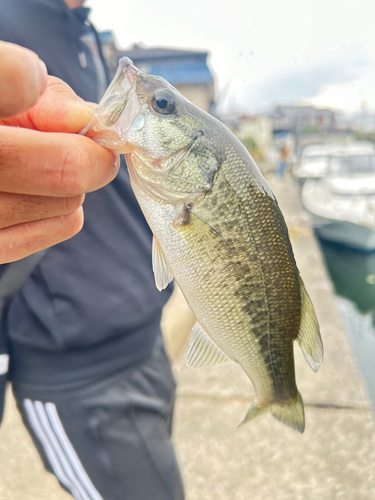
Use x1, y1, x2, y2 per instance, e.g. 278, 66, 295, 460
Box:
184, 211, 231, 254
187, 323, 232, 368
296, 277, 324, 372
152, 236, 174, 291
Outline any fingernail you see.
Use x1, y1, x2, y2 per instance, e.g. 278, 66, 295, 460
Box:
34, 58, 48, 94
78, 113, 96, 136
65, 101, 95, 133
71, 101, 95, 119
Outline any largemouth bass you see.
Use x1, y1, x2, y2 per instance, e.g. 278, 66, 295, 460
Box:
91, 57, 323, 433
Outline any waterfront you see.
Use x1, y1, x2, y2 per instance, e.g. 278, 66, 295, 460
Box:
317, 237, 375, 411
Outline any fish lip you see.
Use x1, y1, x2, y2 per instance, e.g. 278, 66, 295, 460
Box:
94, 57, 140, 129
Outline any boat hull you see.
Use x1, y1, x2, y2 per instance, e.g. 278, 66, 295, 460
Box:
315, 220, 375, 252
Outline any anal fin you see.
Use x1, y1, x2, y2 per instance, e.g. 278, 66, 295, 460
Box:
187, 323, 232, 368
297, 277, 323, 372
152, 236, 174, 291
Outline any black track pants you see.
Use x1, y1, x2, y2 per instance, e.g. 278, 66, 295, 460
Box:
13, 335, 185, 500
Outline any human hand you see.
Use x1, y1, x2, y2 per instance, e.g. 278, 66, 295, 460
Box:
0, 42, 119, 264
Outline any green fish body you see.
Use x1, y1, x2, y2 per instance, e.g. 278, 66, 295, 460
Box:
93, 58, 323, 433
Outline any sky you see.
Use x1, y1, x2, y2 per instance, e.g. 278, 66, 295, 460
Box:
88, 0, 375, 115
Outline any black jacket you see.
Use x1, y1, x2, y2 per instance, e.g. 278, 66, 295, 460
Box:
0, 0, 171, 388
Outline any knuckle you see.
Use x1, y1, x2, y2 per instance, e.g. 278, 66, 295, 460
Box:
54, 139, 90, 196
64, 194, 85, 213
46, 76, 74, 96
61, 208, 84, 239
52, 136, 117, 197
83, 139, 119, 190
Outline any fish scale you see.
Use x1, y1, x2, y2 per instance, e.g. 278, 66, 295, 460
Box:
137, 160, 296, 404
92, 57, 323, 433
194, 152, 299, 401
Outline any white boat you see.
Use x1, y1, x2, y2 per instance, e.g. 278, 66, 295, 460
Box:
293, 144, 332, 183
301, 144, 375, 251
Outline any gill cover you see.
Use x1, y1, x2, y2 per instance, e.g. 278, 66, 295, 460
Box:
92, 57, 221, 201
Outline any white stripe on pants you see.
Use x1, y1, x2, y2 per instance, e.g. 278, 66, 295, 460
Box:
23, 399, 103, 500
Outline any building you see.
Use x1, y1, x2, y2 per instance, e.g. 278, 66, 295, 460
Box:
269, 105, 337, 135
120, 44, 214, 113
98, 32, 215, 113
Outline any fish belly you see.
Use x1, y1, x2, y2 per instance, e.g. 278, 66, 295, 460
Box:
133, 168, 301, 407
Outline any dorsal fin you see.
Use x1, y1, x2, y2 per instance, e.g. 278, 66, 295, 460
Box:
296, 277, 323, 372
187, 323, 232, 368
152, 236, 174, 291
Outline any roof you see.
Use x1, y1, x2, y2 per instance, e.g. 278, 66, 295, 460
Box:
271, 105, 335, 118
135, 61, 213, 85
119, 45, 213, 86
120, 44, 208, 62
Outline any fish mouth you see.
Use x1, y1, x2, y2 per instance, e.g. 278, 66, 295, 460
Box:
91, 57, 204, 164
87, 58, 142, 152
94, 57, 140, 128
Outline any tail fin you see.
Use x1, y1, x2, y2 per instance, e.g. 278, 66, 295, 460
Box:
240, 392, 305, 433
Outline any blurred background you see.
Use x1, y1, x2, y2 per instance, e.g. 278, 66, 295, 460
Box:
2, 0, 375, 498
88, 0, 375, 413
92, 0, 375, 496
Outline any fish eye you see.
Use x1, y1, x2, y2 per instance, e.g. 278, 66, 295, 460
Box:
151, 90, 176, 115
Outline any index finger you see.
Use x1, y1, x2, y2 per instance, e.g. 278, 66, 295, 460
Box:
0, 126, 120, 197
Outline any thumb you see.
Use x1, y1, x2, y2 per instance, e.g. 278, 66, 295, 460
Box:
0, 41, 48, 118
1, 76, 95, 134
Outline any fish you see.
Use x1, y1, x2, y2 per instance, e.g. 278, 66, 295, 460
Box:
90, 57, 323, 433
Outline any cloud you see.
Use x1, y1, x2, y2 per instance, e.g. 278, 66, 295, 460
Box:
238, 48, 372, 112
